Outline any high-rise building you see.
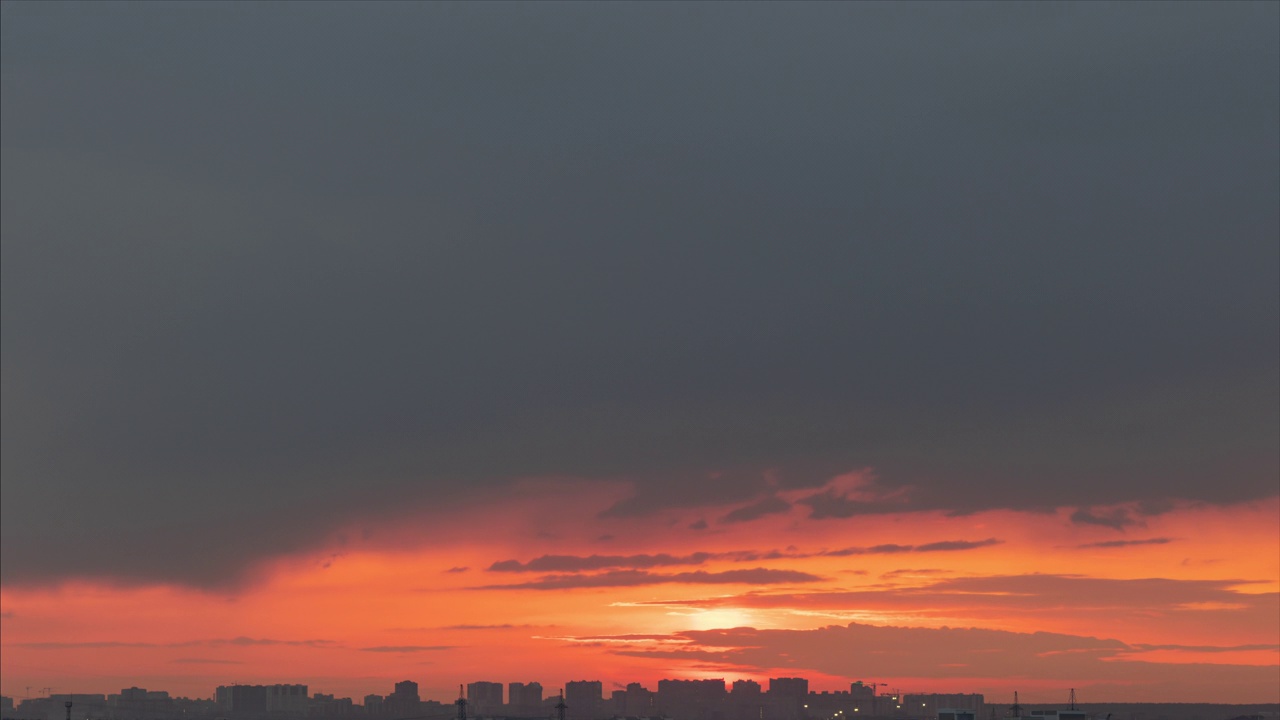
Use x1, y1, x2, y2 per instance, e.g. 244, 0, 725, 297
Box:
731, 681, 761, 697
618, 684, 653, 717
217, 686, 268, 715
310, 694, 355, 717
657, 680, 725, 720
767, 679, 808, 720
386, 682, 420, 718
849, 684, 875, 704
509, 683, 543, 712
564, 681, 603, 720
212, 685, 307, 716
729, 680, 763, 720
266, 685, 308, 716
363, 696, 385, 717
467, 683, 503, 716
767, 679, 808, 698
111, 688, 176, 718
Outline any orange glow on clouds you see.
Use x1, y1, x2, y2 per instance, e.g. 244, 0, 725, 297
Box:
2, 488, 1277, 704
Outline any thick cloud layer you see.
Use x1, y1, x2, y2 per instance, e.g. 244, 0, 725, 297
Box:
2, 2, 1277, 586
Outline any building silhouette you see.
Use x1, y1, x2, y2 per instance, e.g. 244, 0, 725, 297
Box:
657, 680, 726, 720
564, 682, 602, 720
768, 679, 809, 720
466, 684, 503, 716
385, 682, 420, 718
508, 683, 543, 714
613, 684, 653, 717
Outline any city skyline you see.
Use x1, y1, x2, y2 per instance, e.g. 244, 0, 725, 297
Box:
2, 0, 1277, 706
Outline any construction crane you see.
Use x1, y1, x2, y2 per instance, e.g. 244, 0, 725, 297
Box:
864, 684, 888, 713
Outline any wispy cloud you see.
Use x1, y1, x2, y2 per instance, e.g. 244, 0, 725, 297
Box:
15, 641, 169, 649
914, 538, 1003, 552
1076, 537, 1174, 548
618, 574, 1278, 619
1129, 643, 1280, 652
212, 636, 335, 647
1071, 507, 1141, 530
12, 637, 336, 650
439, 624, 535, 631
489, 553, 716, 573
360, 645, 457, 653
721, 496, 792, 524
489, 540, 1004, 575
478, 568, 824, 590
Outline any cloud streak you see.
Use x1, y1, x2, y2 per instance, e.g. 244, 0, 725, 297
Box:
1077, 538, 1174, 548
11, 637, 337, 650
489, 553, 718, 573
359, 646, 457, 653
478, 568, 825, 591
489, 539, 1005, 574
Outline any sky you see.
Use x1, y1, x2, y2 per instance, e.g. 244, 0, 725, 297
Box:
1, 0, 1278, 706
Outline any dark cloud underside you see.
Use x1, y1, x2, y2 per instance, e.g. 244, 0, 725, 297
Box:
2, 1, 1276, 586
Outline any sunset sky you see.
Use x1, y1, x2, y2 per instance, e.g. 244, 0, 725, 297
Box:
1, 0, 1277, 706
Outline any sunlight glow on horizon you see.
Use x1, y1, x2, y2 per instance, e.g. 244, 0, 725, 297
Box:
2, 496, 1276, 703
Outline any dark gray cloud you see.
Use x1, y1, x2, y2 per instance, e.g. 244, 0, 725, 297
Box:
1070, 507, 1143, 530
721, 495, 792, 524
2, 2, 1276, 586
477, 568, 824, 590
1077, 537, 1174, 549
489, 553, 717, 573
489, 540, 1003, 572
803, 539, 1004, 557
913, 538, 1003, 552
359, 646, 457, 653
